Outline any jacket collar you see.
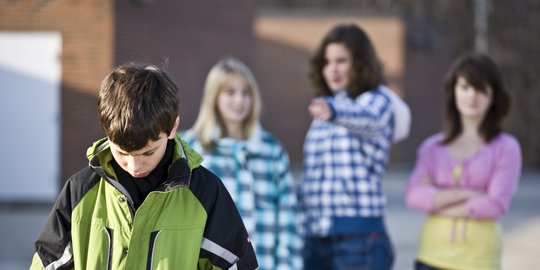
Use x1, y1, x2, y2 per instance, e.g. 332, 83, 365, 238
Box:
86, 134, 203, 190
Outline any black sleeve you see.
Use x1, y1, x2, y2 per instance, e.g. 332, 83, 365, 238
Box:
31, 168, 100, 270
189, 166, 258, 270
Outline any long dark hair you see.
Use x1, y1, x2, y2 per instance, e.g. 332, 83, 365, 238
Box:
443, 53, 510, 144
309, 23, 384, 99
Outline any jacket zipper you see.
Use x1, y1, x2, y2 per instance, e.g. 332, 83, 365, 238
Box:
146, 230, 162, 270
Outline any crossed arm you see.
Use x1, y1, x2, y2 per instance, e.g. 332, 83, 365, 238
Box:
406, 136, 522, 220
428, 182, 484, 218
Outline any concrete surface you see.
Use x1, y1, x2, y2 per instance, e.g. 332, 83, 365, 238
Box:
1, 168, 538, 269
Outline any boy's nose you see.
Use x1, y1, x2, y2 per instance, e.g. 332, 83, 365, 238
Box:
127, 157, 143, 172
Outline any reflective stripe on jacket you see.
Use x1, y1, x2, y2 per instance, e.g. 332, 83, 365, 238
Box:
30, 134, 258, 270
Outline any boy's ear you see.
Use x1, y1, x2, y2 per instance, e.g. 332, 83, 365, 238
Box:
168, 116, 180, 139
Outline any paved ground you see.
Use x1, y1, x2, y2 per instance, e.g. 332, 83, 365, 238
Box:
1, 168, 538, 269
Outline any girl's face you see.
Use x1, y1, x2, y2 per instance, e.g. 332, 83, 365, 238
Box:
323, 42, 353, 92
455, 76, 493, 120
217, 74, 253, 126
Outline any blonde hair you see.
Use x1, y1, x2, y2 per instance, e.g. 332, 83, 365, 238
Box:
191, 58, 262, 151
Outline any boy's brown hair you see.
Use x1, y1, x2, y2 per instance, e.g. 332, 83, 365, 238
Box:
98, 63, 180, 151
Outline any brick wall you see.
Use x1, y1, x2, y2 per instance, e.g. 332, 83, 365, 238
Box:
0, 2, 464, 191
115, 1, 257, 131
0, 0, 258, 187
0, 1, 114, 186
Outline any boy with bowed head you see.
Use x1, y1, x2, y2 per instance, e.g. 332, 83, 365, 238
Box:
30, 63, 258, 269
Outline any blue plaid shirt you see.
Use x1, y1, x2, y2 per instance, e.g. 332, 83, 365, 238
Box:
299, 86, 394, 237
182, 127, 303, 270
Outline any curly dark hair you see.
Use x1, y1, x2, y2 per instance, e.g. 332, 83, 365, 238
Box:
309, 23, 385, 99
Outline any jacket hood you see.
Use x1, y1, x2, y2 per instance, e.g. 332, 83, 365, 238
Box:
86, 133, 204, 180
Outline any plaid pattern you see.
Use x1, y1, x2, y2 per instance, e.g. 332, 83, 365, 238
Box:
182, 127, 303, 270
299, 86, 394, 237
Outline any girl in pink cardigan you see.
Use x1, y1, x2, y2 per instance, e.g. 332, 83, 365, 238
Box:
406, 53, 522, 270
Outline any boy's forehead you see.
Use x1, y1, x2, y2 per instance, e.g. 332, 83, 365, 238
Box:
109, 133, 167, 153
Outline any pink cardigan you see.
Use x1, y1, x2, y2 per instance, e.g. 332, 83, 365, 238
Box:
406, 133, 522, 219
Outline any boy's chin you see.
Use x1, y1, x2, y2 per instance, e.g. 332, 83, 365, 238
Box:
131, 172, 149, 178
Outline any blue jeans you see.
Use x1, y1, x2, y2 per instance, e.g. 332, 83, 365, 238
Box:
303, 232, 394, 270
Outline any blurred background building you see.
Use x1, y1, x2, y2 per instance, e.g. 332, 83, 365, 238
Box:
2, 1, 540, 269
1, 0, 539, 201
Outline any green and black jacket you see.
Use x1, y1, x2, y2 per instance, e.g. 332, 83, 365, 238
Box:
30, 134, 258, 270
